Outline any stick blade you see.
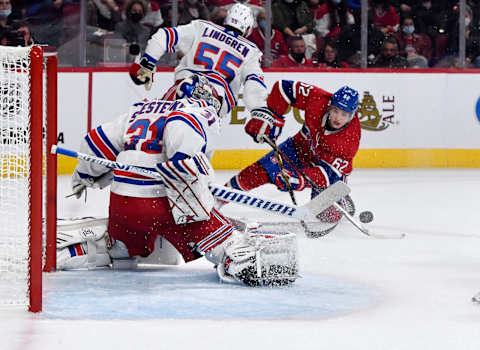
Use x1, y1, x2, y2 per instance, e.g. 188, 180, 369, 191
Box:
302, 182, 351, 220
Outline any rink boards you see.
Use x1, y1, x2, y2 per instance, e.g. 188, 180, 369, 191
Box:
53, 69, 480, 173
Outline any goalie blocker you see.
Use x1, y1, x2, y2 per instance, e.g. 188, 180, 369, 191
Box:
56, 217, 298, 286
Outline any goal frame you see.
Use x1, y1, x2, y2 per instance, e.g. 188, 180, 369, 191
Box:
1, 45, 58, 313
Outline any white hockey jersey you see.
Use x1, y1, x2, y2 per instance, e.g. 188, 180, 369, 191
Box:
75, 98, 220, 198
144, 20, 268, 113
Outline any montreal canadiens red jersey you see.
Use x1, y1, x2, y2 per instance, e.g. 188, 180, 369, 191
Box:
267, 80, 361, 177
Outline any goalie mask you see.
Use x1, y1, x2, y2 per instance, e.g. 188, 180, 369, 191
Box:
175, 74, 224, 117
224, 3, 254, 37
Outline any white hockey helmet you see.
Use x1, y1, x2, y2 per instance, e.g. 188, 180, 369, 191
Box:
224, 3, 254, 37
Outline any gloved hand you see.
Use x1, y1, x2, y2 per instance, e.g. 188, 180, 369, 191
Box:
129, 54, 157, 90
274, 168, 306, 192
245, 107, 285, 143
69, 170, 113, 200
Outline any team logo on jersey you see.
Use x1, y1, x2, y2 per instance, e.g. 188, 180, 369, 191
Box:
358, 92, 396, 131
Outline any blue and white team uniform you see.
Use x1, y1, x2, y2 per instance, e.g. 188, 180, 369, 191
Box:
73, 98, 233, 262
144, 20, 267, 115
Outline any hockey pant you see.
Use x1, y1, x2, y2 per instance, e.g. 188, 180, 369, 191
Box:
108, 193, 233, 262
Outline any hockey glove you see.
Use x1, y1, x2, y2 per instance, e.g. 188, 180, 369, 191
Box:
129, 54, 157, 91
274, 169, 306, 192
245, 107, 285, 143
69, 170, 113, 200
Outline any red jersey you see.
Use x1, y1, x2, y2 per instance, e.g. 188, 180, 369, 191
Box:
372, 5, 400, 32
267, 80, 361, 184
271, 55, 315, 68
247, 27, 288, 61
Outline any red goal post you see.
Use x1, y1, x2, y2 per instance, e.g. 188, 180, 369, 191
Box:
0, 45, 57, 313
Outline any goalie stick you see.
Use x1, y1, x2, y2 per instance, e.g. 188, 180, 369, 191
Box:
262, 137, 406, 240
51, 145, 350, 224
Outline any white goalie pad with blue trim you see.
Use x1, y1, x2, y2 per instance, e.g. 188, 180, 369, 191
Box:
156, 152, 215, 225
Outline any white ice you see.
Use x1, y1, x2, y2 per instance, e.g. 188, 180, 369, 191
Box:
2, 169, 480, 350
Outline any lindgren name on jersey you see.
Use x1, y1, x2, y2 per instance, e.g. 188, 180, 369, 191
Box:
201, 28, 250, 58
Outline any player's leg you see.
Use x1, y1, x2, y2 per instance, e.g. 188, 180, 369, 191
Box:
56, 217, 112, 270
226, 137, 303, 191
107, 193, 175, 259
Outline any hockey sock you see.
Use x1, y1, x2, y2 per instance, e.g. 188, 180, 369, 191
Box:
227, 162, 270, 191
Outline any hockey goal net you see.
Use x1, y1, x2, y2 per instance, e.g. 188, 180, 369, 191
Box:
0, 45, 57, 312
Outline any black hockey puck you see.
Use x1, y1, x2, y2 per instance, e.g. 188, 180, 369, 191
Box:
359, 211, 374, 223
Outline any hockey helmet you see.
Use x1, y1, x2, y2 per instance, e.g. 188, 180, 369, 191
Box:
224, 3, 254, 37
331, 86, 359, 115
175, 74, 224, 115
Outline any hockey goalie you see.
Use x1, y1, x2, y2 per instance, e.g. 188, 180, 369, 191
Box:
56, 74, 298, 287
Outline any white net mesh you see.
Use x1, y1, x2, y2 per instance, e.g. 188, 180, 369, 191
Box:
0, 46, 33, 307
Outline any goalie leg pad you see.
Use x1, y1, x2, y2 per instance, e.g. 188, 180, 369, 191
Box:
156, 153, 215, 225
56, 217, 111, 270
211, 227, 299, 287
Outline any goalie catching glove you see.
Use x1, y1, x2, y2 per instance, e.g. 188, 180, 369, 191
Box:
245, 107, 285, 143
129, 54, 157, 90
156, 152, 215, 225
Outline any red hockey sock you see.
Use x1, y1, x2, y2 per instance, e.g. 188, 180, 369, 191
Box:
230, 162, 270, 191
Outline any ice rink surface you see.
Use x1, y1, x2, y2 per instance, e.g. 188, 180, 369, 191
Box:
2, 169, 480, 350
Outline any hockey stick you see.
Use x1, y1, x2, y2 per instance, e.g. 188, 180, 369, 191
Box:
52, 145, 350, 223
262, 137, 405, 239
272, 141, 337, 238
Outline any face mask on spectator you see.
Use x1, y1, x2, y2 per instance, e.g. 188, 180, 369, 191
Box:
0, 9, 11, 17
284, 0, 294, 4
258, 19, 266, 32
402, 25, 414, 35
465, 17, 471, 27
290, 52, 305, 63
129, 12, 144, 23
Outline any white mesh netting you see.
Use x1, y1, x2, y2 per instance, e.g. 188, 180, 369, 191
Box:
0, 46, 33, 307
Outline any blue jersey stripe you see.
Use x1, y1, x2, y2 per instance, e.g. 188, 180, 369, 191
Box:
113, 176, 164, 186
97, 126, 119, 156
85, 135, 104, 159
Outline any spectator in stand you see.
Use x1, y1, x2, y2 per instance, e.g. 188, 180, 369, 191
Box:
335, 8, 385, 65
178, 0, 210, 25
313, 40, 349, 68
441, 4, 480, 68
247, 8, 288, 64
0, 0, 12, 28
25, 0, 64, 47
10, 20, 33, 46
371, 0, 399, 35
141, 0, 164, 30
271, 35, 315, 68
114, 0, 151, 54
311, 0, 354, 40
272, 0, 313, 39
159, 5, 172, 27
205, 0, 263, 22
412, 0, 449, 63
210, 6, 228, 26
91, 0, 122, 31
390, 0, 416, 18
393, 15, 432, 67
369, 36, 408, 68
